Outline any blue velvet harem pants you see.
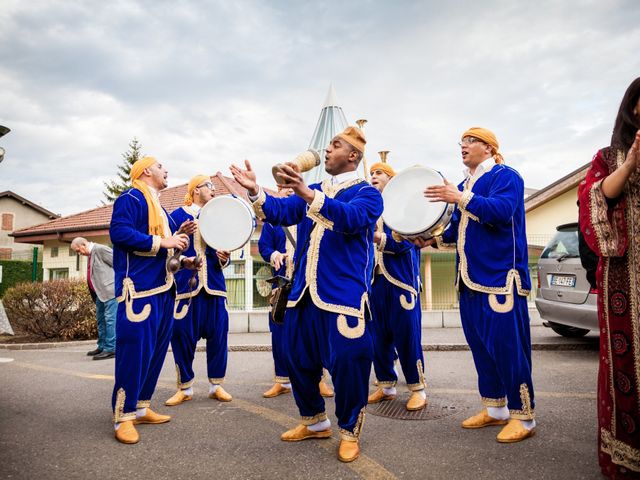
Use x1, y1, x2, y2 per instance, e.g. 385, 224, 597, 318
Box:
112, 290, 174, 422
283, 293, 373, 438
459, 283, 535, 419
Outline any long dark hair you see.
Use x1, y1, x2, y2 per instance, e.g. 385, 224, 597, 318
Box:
611, 77, 640, 151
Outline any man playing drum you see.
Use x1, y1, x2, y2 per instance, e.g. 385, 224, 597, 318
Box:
230, 126, 382, 463
164, 175, 233, 407
109, 156, 194, 444
368, 162, 427, 411
417, 127, 536, 443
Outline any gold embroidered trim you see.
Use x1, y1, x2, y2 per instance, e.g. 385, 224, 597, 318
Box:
274, 376, 290, 384
113, 388, 136, 423
307, 190, 334, 230
589, 176, 625, 257
435, 235, 456, 250
414, 359, 426, 391
251, 188, 267, 220
340, 408, 366, 440
399, 292, 416, 310
337, 313, 365, 339
136, 400, 151, 409
459, 190, 474, 211
488, 293, 514, 313
301, 412, 328, 426
209, 378, 225, 385
376, 225, 418, 297
116, 275, 173, 303
509, 383, 535, 420
391, 231, 404, 243
134, 235, 162, 257
376, 380, 397, 388
601, 428, 640, 472
173, 300, 189, 320
175, 364, 194, 389
481, 396, 507, 407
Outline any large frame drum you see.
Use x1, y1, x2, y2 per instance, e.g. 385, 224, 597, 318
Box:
198, 195, 256, 251
382, 165, 454, 240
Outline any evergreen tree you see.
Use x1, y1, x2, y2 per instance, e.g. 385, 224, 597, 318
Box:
102, 138, 143, 203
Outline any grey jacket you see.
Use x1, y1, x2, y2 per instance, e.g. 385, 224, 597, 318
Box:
89, 243, 115, 302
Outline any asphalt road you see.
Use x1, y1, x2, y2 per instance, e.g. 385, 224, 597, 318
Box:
0, 345, 600, 479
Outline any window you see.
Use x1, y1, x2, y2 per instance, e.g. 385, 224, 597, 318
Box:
49, 268, 69, 280
50, 246, 59, 258
0, 247, 11, 260
68, 247, 76, 257
1, 213, 13, 231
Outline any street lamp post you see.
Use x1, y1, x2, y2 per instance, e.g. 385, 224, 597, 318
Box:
0, 125, 11, 163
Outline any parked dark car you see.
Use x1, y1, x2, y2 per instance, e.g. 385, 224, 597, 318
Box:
535, 223, 598, 337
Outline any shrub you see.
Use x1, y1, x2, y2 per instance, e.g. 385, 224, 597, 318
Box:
3, 279, 97, 340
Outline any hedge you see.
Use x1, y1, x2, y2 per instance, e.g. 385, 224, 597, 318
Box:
0, 259, 43, 298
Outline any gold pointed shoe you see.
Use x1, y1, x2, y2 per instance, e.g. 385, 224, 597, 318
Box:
133, 408, 171, 425
263, 383, 292, 398
337, 439, 360, 463
461, 409, 508, 429
209, 386, 232, 402
115, 421, 140, 444
367, 389, 396, 404
165, 390, 193, 406
319, 380, 334, 398
406, 392, 427, 411
496, 419, 536, 443
280, 424, 332, 442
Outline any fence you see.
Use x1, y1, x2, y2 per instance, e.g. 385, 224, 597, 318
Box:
0, 247, 42, 297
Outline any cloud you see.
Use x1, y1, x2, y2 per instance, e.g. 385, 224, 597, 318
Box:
0, 0, 639, 217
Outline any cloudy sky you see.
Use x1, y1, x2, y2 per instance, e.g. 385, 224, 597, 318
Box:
1, 0, 639, 216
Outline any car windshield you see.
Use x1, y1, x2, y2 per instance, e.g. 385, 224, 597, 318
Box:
541, 228, 580, 260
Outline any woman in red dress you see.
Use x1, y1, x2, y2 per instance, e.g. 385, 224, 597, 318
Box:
578, 77, 640, 479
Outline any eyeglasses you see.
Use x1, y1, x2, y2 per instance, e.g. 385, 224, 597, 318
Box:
458, 137, 484, 147
196, 182, 214, 190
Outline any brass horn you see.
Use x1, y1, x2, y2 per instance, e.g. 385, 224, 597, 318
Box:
355, 119, 370, 181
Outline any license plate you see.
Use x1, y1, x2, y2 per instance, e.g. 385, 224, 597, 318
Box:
551, 274, 576, 287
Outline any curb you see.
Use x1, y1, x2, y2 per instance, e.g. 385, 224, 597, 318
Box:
0, 341, 598, 352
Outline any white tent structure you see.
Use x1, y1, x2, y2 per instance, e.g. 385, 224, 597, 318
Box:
303, 84, 349, 185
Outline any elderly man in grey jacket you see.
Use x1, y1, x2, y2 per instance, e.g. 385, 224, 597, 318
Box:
71, 237, 116, 360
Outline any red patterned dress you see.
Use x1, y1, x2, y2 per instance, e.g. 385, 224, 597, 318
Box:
579, 147, 640, 479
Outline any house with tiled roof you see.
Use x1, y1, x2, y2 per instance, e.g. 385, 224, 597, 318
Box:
0, 191, 58, 261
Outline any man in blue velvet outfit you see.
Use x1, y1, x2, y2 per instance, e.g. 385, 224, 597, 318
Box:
230, 126, 382, 462
418, 127, 536, 443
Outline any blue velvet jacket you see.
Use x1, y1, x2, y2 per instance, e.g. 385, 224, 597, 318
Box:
258, 222, 287, 278
440, 163, 531, 296
169, 206, 227, 301
252, 179, 383, 319
374, 222, 421, 305
110, 188, 177, 306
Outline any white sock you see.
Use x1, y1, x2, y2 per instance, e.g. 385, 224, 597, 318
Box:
209, 384, 220, 394
182, 387, 193, 396
383, 387, 397, 395
114, 422, 121, 431
487, 406, 509, 420
282, 383, 291, 389
136, 408, 147, 418
307, 419, 331, 432
521, 419, 536, 430
414, 389, 426, 399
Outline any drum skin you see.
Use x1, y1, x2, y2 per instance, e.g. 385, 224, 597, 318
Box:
198, 195, 256, 251
382, 165, 453, 240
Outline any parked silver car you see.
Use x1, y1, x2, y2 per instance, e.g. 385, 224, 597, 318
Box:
535, 223, 598, 337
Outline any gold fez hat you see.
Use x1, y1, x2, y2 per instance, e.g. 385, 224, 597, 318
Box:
337, 126, 366, 153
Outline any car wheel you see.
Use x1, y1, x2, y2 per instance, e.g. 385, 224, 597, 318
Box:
548, 323, 590, 338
